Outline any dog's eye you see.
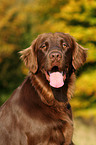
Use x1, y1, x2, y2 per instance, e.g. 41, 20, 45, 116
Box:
41, 44, 46, 50
62, 43, 67, 49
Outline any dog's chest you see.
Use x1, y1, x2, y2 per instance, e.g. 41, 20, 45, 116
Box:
19, 101, 65, 145
25, 116, 65, 145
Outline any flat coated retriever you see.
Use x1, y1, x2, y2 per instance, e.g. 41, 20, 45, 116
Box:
0, 32, 87, 145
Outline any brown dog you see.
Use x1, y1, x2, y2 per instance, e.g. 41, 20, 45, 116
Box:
0, 32, 87, 145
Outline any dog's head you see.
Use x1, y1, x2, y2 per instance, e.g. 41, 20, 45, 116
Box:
20, 32, 87, 88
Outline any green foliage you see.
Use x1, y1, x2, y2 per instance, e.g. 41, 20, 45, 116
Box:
0, 0, 96, 119
0, 0, 32, 92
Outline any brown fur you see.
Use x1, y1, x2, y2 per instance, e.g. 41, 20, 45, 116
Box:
0, 32, 87, 145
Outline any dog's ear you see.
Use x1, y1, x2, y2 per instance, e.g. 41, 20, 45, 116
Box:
19, 39, 38, 73
72, 42, 87, 70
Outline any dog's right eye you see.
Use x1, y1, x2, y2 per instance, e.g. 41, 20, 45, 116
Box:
41, 44, 46, 49
40, 42, 48, 51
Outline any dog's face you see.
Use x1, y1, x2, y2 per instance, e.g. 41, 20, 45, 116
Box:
20, 32, 87, 88
37, 33, 73, 70
37, 33, 75, 88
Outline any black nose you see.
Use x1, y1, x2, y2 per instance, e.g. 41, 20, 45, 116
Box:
49, 51, 62, 61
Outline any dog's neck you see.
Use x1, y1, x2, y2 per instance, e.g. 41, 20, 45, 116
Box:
29, 71, 76, 106
29, 71, 54, 105
51, 86, 68, 102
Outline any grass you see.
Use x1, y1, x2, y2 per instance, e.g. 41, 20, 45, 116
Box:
73, 119, 96, 145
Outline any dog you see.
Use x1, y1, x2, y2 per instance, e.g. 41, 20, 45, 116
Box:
0, 32, 87, 145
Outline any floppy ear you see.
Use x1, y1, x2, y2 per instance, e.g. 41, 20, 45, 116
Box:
72, 42, 87, 70
19, 39, 38, 73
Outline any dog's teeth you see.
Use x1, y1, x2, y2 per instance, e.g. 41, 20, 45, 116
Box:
49, 72, 51, 75
49, 71, 64, 75
61, 71, 63, 75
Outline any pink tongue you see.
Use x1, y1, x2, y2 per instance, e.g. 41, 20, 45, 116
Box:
50, 72, 64, 88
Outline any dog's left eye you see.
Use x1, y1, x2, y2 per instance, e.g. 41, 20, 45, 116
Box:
62, 43, 67, 49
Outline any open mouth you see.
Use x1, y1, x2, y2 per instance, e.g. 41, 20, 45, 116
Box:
44, 66, 66, 88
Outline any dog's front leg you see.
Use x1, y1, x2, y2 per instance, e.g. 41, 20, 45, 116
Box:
62, 121, 74, 145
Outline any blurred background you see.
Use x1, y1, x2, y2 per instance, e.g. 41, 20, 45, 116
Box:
0, 0, 96, 144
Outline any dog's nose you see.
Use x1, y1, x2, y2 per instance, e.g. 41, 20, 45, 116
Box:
49, 51, 62, 61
